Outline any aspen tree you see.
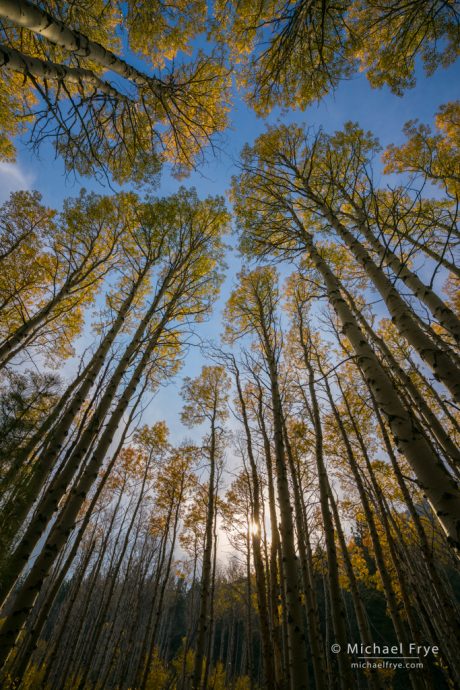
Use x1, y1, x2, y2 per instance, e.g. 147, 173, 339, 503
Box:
251, 374, 285, 688
0, 190, 124, 369
0, 0, 230, 179
0, 189, 228, 605
181, 365, 229, 690
139, 444, 196, 689
224, 267, 310, 690
285, 293, 352, 688
0, 197, 164, 560
215, 0, 458, 112
0, 193, 227, 670
235, 125, 460, 400
341, 284, 460, 471
233, 140, 460, 550
7, 388, 145, 681
227, 354, 276, 689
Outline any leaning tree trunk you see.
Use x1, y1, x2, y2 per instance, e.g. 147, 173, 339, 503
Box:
0, 306, 174, 670
0, 274, 171, 605
191, 415, 218, 690
0, 0, 156, 89
0, 43, 130, 102
322, 375, 413, 656
140, 484, 184, 690
368, 385, 460, 660
6, 396, 142, 683
342, 284, 460, 469
329, 490, 384, 690
255, 384, 285, 689
309, 199, 460, 403
263, 344, 310, 690
390, 231, 460, 279
300, 348, 353, 689
76, 437, 155, 690
346, 199, 460, 342
339, 381, 431, 689
300, 227, 460, 550
0, 268, 150, 563
39, 476, 126, 690
282, 421, 328, 690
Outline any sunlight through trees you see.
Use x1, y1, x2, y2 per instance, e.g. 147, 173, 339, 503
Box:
0, 1, 459, 689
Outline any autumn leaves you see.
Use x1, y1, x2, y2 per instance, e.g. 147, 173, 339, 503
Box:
0, 1, 459, 689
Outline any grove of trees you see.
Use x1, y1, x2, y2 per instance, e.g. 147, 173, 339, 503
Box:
0, 1, 459, 689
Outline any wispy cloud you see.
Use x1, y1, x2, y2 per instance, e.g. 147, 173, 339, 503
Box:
0, 161, 35, 202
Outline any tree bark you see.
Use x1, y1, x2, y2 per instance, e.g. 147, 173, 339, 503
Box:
300, 227, 460, 550
313, 199, 460, 402
191, 413, 218, 690
0, 272, 172, 605
0, 43, 130, 102
0, 0, 157, 90
0, 303, 174, 667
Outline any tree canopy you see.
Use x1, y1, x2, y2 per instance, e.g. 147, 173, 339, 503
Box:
0, 2, 459, 690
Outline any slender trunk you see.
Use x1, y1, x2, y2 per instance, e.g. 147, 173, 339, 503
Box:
140, 486, 184, 690
233, 362, 276, 689
339, 380, 429, 689
7, 399, 138, 682
348, 203, 460, 342
0, 337, 125, 563
202, 507, 219, 690
256, 387, 285, 689
191, 413, 218, 690
0, 274, 170, 605
264, 346, 310, 690
393, 231, 460, 279
323, 376, 412, 648
343, 284, 460, 468
329, 490, 383, 690
0, 0, 157, 89
368, 382, 460, 639
42, 480, 126, 689
77, 443, 154, 690
299, 345, 352, 689
0, 303, 174, 668
97, 534, 152, 689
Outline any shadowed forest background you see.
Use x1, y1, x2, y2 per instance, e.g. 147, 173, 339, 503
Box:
0, 1, 459, 689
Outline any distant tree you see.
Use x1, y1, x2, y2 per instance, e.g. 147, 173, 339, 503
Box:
181, 365, 229, 690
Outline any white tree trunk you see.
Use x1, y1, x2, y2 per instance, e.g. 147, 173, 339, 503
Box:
302, 227, 460, 551
353, 210, 460, 343
0, 43, 130, 100
317, 202, 460, 403
0, 0, 153, 88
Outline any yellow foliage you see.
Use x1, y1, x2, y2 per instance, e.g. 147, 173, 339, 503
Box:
144, 648, 169, 689
383, 101, 460, 197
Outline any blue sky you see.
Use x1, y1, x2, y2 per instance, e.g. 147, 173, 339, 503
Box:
1, 54, 459, 443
